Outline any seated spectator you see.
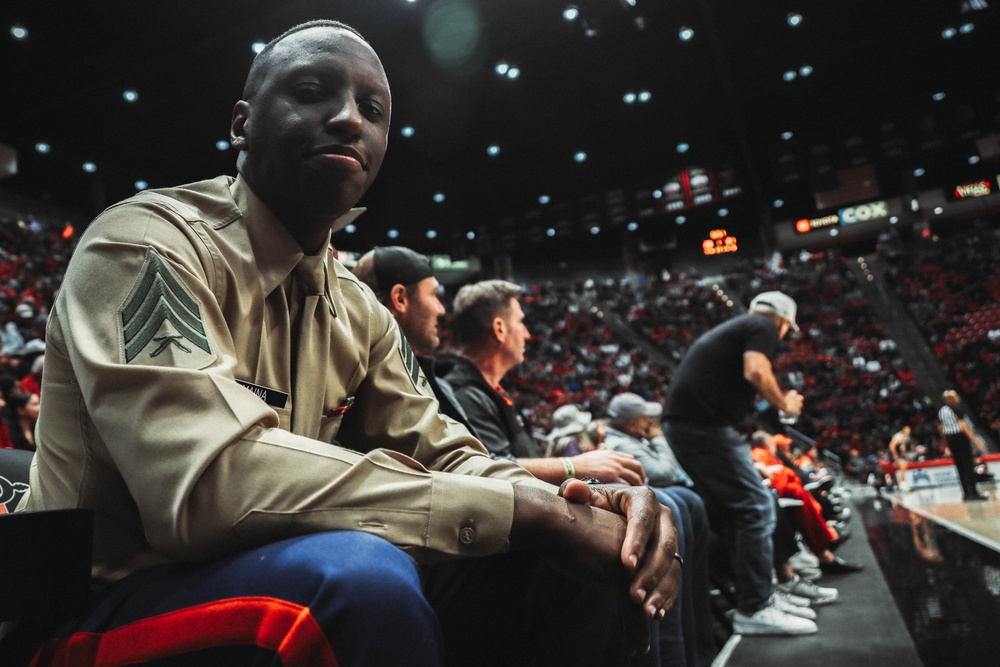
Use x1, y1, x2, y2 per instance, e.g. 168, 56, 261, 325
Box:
19, 354, 43, 396
5, 392, 38, 451
14, 22, 679, 665
603, 392, 717, 667
350, 246, 476, 432
445, 280, 650, 487
0, 391, 12, 450
546, 404, 600, 456
442, 280, 683, 664
750, 431, 861, 575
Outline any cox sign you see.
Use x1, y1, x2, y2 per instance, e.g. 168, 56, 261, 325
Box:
839, 200, 888, 225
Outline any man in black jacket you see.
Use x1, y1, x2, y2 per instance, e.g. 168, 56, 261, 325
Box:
445, 279, 647, 486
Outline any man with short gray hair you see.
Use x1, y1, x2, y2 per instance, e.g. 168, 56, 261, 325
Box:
446, 280, 650, 486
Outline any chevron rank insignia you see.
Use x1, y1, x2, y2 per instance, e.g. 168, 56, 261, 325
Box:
118, 248, 216, 369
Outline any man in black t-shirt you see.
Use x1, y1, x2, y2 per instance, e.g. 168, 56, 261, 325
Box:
663, 292, 814, 636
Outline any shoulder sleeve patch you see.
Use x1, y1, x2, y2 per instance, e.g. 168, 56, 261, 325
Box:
118, 248, 217, 369
398, 336, 430, 393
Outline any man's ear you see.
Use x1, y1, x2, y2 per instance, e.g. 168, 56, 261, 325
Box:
388, 283, 408, 314
492, 316, 506, 343
230, 101, 251, 150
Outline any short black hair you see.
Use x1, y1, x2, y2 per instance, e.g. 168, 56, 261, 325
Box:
243, 19, 370, 99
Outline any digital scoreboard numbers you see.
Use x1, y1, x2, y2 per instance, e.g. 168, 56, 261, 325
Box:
702, 229, 738, 256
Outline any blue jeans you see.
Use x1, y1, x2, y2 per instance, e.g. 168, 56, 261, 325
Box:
664, 421, 776, 615
650, 486, 716, 667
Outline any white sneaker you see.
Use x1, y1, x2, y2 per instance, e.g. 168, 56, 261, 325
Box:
774, 590, 811, 607
789, 549, 820, 570
773, 593, 817, 620
733, 603, 818, 635
777, 574, 838, 605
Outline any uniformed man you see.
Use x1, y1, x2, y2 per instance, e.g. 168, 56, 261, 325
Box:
13, 19, 679, 666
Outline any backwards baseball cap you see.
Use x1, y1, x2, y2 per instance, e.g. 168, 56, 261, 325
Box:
548, 404, 593, 441
749, 291, 799, 332
373, 246, 434, 291
607, 393, 663, 425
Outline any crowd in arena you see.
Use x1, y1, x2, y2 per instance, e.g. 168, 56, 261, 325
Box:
882, 220, 1000, 447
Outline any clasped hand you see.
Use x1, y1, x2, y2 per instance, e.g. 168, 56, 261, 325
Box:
510, 481, 681, 656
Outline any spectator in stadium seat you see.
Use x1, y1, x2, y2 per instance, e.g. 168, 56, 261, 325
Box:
442, 286, 684, 665
14, 21, 680, 666
445, 280, 651, 487
4, 392, 38, 451
603, 392, 718, 667
663, 291, 817, 635
0, 391, 13, 450
19, 354, 43, 397
938, 390, 988, 501
546, 404, 602, 457
749, 431, 861, 575
350, 246, 477, 434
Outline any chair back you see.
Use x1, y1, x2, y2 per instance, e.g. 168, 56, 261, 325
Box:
0, 450, 94, 622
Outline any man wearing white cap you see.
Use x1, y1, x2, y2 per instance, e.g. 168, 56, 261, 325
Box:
663, 291, 812, 636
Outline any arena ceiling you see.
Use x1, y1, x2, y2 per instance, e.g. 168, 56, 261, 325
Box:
2, 0, 998, 261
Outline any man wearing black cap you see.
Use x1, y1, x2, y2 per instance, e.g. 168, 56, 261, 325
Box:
663, 291, 816, 636
352, 246, 472, 429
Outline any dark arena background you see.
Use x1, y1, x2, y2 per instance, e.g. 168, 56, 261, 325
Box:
2, 1, 999, 665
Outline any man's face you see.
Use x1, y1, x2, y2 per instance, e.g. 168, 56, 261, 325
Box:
501, 298, 531, 366
397, 277, 445, 355
622, 416, 650, 439
232, 27, 390, 229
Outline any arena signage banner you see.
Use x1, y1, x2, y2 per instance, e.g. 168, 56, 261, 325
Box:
946, 179, 992, 200
838, 200, 888, 225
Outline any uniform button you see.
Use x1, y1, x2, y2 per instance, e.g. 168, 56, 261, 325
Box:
459, 526, 476, 545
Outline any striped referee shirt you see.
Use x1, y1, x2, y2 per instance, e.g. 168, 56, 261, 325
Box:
939, 405, 963, 435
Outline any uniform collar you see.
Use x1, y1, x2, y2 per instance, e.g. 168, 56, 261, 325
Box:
231, 175, 332, 298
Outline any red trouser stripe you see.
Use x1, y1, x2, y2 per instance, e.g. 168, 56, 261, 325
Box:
30, 596, 340, 667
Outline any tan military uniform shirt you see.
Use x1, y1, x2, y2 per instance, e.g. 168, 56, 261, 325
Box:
23, 175, 552, 582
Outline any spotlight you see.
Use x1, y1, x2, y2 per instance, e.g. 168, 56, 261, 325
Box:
401, 126, 415, 137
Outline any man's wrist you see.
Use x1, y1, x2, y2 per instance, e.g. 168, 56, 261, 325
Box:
560, 457, 576, 480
